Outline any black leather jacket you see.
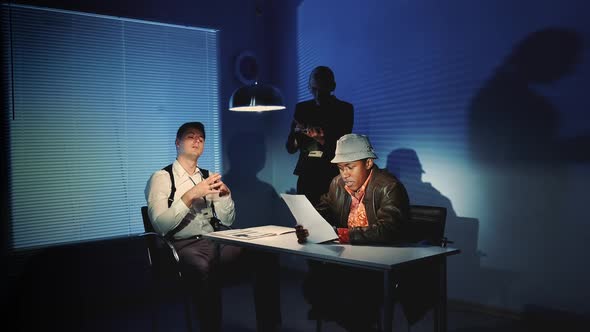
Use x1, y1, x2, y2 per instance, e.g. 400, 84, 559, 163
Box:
315, 166, 410, 244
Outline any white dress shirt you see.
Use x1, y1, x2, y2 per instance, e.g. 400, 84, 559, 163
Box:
144, 160, 235, 239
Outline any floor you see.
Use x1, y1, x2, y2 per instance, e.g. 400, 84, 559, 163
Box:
98, 266, 525, 332
9, 237, 583, 332
220, 268, 524, 332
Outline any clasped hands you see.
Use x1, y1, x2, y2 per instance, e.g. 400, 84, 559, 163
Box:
182, 173, 230, 207
199, 173, 230, 197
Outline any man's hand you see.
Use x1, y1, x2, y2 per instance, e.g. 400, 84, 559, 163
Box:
293, 120, 306, 133
217, 181, 231, 197
304, 127, 325, 145
181, 173, 224, 207
209, 172, 231, 197
295, 225, 309, 244
337, 228, 350, 244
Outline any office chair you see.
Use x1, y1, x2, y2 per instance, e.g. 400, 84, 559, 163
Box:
139, 206, 193, 332
403, 205, 453, 331
310, 205, 451, 332
407, 205, 451, 247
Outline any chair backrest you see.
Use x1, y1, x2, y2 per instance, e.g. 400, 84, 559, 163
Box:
406, 205, 447, 246
141, 206, 155, 233
140, 206, 181, 272
140, 206, 159, 267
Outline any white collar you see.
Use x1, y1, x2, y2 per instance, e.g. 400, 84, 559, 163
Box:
173, 159, 200, 179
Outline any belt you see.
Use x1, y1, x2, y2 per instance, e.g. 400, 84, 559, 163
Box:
171, 234, 203, 242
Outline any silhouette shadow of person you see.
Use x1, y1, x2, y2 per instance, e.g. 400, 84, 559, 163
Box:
466, 27, 588, 300
223, 132, 289, 228
469, 27, 584, 166
387, 148, 494, 301
387, 148, 456, 217
468, 28, 585, 230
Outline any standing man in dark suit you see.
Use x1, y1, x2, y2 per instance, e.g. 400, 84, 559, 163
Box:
286, 66, 354, 206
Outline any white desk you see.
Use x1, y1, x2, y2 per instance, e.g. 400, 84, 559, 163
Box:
204, 227, 460, 332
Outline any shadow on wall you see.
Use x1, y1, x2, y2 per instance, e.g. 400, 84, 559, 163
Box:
387, 148, 517, 304
469, 27, 587, 165
223, 132, 294, 229
467, 27, 590, 311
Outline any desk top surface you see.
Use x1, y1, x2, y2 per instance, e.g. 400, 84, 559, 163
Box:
203, 227, 460, 271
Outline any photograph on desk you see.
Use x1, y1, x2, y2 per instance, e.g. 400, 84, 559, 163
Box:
214, 225, 295, 240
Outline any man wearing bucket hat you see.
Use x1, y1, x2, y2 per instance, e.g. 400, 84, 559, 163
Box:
294, 133, 412, 332
295, 133, 410, 245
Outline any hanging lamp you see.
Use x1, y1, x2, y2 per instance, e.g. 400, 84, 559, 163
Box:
229, 51, 285, 112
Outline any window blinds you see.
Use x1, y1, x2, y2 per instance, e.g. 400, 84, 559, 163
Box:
2, 4, 220, 249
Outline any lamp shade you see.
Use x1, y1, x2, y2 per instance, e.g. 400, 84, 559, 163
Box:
229, 82, 285, 112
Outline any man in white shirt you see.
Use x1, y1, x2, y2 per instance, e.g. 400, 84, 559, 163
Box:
145, 122, 281, 332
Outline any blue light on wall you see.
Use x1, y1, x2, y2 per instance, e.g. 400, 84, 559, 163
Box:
291, 0, 590, 313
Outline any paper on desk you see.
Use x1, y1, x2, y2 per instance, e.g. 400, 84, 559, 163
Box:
280, 194, 338, 244
214, 225, 295, 240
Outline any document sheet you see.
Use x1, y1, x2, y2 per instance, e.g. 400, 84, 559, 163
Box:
280, 194, 338, 243
214, 225, 295, 240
